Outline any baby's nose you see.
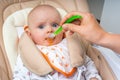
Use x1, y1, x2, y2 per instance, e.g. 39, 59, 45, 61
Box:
47, 26, 54, 33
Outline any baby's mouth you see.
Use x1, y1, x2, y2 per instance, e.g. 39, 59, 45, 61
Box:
45, 37, 55, 44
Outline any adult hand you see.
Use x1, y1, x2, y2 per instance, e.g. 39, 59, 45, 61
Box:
61, 11, 120, 54
60, 11, 107, 44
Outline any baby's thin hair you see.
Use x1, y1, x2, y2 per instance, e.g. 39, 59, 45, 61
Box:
28, 4, 60, 26
30, 5, 55, 14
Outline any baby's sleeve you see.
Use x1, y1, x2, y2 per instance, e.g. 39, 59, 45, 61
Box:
84, 55, 102, 80
13, 55, 31, 80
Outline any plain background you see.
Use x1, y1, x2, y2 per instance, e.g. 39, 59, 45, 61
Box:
87, 0, 120, 34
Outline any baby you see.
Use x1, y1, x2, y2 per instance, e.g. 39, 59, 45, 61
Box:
13, 5, 101, 80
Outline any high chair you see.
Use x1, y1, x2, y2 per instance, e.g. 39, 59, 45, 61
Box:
0, 0, 117, 80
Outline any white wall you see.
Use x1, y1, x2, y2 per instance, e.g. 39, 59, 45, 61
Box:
100, 0, 120, 33
87, 0, 104, 20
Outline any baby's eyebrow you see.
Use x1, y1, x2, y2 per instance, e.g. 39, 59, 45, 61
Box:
51, 22, 60, 25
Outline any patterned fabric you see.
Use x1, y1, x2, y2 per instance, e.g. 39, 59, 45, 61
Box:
13, 39, 102, 80
37, 39, 76, 77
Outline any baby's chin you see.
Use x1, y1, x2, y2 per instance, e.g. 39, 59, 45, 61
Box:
46, 38, 54, 45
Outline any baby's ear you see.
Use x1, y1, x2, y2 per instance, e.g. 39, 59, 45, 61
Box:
24, 26, 31, 36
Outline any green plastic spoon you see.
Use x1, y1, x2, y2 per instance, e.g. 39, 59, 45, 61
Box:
49, 15, 82, 38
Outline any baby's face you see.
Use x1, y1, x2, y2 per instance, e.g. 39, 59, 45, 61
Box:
28, 7, 63, 46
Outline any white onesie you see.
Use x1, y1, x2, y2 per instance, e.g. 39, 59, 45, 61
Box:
13, 39, 101, 80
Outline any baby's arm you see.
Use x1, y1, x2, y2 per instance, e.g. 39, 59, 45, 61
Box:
84, 55, 102, 80
13, 55, 31, 80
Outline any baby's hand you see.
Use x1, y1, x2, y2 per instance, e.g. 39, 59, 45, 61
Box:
90, 77, 98, 80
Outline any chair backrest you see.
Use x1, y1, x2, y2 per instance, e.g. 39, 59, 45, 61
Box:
0, 0, 89, 80
0, 0, 117, 80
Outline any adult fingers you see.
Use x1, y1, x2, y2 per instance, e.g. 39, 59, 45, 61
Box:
60, 11, 87, 25
62, 23, 81, 33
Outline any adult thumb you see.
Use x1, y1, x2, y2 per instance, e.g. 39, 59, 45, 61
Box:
62, 23, 80, 33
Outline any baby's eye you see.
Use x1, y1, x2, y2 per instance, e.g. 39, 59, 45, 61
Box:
38, 25, 45, 29
52, 23, 59, 28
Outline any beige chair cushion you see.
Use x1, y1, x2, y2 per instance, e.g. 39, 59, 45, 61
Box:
3, 8, 33, 71
19, 31, 85, 76
19, 33, 53, 76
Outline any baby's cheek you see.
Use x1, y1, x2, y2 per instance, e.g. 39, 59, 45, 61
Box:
33, 36, 42, 44
56, 34, 63, 41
